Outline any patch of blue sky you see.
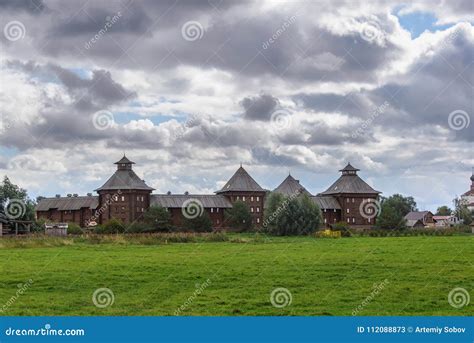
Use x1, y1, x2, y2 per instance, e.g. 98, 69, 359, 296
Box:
394, 7, 454, 38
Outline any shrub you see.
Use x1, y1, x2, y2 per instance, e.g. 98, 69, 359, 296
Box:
143, 206, 172, 232
100, 218, 126, 234
182, 211, 213, 232
127, 222, 150, 233
67, 223, 83, 235
331, 221, 352, 237
225, 201, 252, 232
265, 193, 322, 236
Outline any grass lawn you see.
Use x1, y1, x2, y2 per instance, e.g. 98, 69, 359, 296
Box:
0, 235, 472, 316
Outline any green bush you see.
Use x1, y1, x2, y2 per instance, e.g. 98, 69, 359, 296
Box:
331, 221, 352, 237
143, 206, 172, 232
67, 223, 83, 235
127, 222, 151, 233
181, 211, 213, 232
225, 201, 253, 232
264, 193, 322, 236
99, 218, 126, 234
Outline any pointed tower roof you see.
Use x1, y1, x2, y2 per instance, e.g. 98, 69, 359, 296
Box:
95, 156, 154, 192
319, 163, 380, 195
216, 166, 265, 193
114, 155, 135, 165
339, 163, 360, 173
273, 174, 311, 196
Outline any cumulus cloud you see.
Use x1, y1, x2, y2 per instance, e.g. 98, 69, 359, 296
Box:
0, 0, 472, 210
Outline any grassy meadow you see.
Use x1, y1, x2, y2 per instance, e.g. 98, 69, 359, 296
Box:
0, 234, 472, 316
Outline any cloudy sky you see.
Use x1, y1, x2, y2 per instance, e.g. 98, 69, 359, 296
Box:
0, 0, 472, 211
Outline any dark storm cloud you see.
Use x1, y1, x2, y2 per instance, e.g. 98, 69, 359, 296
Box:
240, 94, 280, 121
8, 60, 136, 111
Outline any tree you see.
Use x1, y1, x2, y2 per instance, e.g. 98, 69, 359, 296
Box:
436, 206, 452, 216
0, 176, 35, 221
380, 194, 417, 218
263, 192, 285, 231
453, 197, 472, 225
143, 205, 172, 232
375, 203, 406, 230
225, 200, 252, 231
182, 211, 213, 232
264, 193, 322, 236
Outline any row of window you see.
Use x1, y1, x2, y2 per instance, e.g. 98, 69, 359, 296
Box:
233, 196, 260, 202
346, 197, 375, 203
109, 195, 146, 202
345, 217, 372, 224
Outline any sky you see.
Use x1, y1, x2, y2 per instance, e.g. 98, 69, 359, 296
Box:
0, 0, 473, 212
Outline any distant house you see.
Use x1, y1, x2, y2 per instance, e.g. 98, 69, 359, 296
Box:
461, 169, 474, 212
404, 211, 435, 228
405, 219, 425, 228
433, 215, 461, 227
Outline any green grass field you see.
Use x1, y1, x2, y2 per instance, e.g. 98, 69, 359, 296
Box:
0, 235, 472, 316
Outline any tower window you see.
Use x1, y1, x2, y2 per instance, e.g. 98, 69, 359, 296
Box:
242, 196, 246, 201
346, 208, 350, 213
256, 207, 260, 213
251, 207, 254, 213
256, 197, 260, 201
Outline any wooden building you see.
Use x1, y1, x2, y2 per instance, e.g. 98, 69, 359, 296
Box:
318, 163, 381, 227
36, 157, 381, 229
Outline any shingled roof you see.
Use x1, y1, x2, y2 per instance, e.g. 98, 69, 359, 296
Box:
319, 163, 380, 195
311, 196, 341, 210
151, 194, 232, 208
273, 174, 311, 196
95, 156, 154, 191
36, 196, 99, 211
216, 166, 265, 193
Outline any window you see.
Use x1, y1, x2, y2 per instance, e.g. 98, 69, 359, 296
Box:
256, 196, 260, 201
142, 208, 144, 212
352, 217, 355, 223
352, 198, 355, 203
251, 196, 254, 201
368, 218, 371, 223
251, 207, 254, 213
347, 218, 350, 223
324, 209, 327, 212
122, 206, 125, 210
324, 218, 327, 223
256, 218, 260, 224
141, 196, 144, 201
334, 209, 336, 212
243, 196, 246, 201
256, 207, 260, 213
137, 196, 140, 201
216, 208, 219, 213
237, 196, 240, 200
346, 208, 350, 213
211, 208, 214, 213
346, 198, 349, 203
121, 196, 125, 202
